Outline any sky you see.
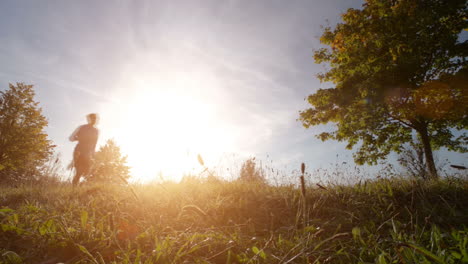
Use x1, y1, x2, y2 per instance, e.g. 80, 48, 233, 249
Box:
0, 1, 466, 182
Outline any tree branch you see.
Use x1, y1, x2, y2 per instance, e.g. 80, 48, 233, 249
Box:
386, 113, 416, 129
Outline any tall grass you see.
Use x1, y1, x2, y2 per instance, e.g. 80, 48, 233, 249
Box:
1, 174, 467, 263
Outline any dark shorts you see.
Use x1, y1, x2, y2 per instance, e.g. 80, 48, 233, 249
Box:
73, 150, 93, 176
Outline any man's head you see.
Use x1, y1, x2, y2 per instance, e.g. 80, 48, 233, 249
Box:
86, 113, 99, 125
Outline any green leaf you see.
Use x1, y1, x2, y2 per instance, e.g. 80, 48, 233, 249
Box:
252, 246, 266, 260
405, 243, 445, 264
1, 251, 22, 264
12, 214, 18, 224
1, 224, 24, 235
252, 246, 260, 254
0, 207, 14, 214
352, 227, 361, 240
76, 244, 99, 264
451, 251, 462, 259
133, 249, 142, 264
39, 219, 55, 236
461, 234, 468, 261
377, 253, 388, 264
39, 224, 47, 236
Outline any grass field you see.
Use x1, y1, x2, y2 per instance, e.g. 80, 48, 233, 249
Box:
1, 175, 467, 263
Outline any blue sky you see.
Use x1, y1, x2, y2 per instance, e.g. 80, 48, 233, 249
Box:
0, 1, 466, 182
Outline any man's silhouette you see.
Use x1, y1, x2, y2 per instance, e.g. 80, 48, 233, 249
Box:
69, 113, 99, 185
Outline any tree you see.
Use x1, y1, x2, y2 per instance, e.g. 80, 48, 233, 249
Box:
239, 158, 266, 183
89, 139, 131, 183
0, 83, 54, 182
300, 0, 468, 179
397, 138, 448, 180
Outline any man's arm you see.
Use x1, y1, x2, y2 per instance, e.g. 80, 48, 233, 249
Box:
69, 126, 81, 142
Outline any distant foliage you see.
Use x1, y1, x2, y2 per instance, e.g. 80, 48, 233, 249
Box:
239, 158, 265, 183
89, 139, 130, 183
39, 152, 64, 184
300, 0, 468, 179
0, 83, 54, 182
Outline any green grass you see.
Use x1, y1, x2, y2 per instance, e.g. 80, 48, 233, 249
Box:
1, 176, 467, 263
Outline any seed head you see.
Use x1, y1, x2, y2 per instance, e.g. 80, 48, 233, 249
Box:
197, 154, 205, 167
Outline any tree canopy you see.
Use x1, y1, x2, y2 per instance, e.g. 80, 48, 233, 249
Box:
300, 0, 468, 178
89, 139, 131, 184
0, 83, 55, 182
239, 158, 266, 183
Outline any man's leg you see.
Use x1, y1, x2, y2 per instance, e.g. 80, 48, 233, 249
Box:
73, 166, 83, 186
72, 151, 83, 186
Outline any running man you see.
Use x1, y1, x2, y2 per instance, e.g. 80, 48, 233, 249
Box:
69, 113, 99, 185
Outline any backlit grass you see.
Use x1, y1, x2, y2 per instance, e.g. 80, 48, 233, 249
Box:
1, 176, 467, 263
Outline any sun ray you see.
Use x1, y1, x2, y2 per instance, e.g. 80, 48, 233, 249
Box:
100, 66, 236, 182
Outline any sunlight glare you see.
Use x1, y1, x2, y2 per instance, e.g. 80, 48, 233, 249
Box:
103, 67, 236, 182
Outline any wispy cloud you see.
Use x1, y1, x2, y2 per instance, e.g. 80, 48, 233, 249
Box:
7, 0, 446, 181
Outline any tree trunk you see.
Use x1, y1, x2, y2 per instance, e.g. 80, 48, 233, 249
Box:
417, 124, 438, 179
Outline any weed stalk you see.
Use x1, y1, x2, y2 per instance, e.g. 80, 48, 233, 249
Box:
300, 163, 307, 227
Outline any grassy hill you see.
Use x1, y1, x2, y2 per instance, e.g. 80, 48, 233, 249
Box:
1, 176, 467, 263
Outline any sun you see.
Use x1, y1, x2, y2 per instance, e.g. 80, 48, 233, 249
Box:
100, 67, 236, 182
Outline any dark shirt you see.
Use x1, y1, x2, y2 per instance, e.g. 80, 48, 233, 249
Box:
70, 124, 99, 156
